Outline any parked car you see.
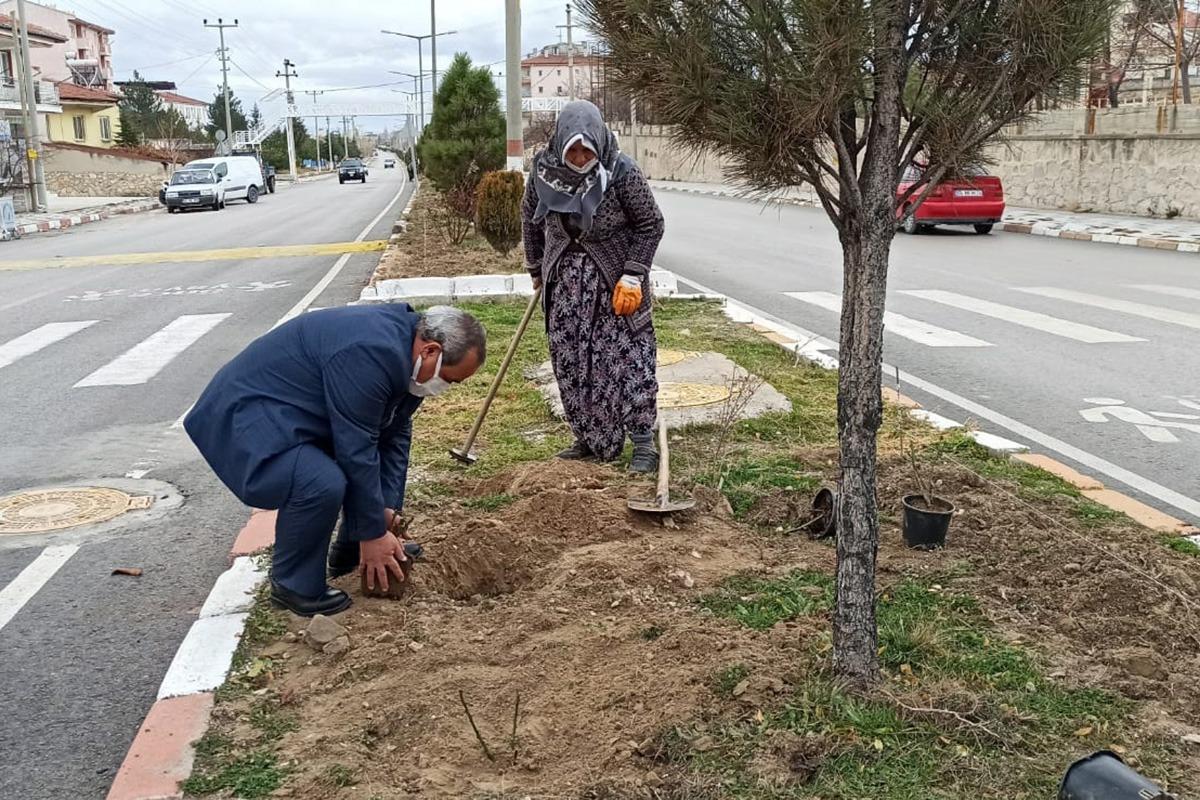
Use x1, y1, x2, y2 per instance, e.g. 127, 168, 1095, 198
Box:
163, 169, 225, 212
182, 156, 268, 204
339, 158, 368, 183
896, 166, 1005, 235
383, 158, 396, 169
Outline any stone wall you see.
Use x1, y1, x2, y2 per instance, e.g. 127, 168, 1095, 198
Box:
985, 134, 1200, 219
42, 143, 168, 197
624, 107, 1200, 220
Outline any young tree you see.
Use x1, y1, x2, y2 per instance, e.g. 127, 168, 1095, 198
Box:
418, 52, 505, 195
1139, 0, 1200, 102
117, 71, 161, 145
581, 0, 1114, 688
250, 102, 263, 129
206, 90, 248, 141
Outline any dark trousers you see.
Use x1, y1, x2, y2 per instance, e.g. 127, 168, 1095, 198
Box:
259, 444, 348, 598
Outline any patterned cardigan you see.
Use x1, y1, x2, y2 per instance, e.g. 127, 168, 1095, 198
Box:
522, 165, 665, 334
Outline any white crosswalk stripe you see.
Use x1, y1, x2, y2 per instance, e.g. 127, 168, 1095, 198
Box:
74, 313, 231, 388
1016, 287, 1200, 330
1126, 284, 1200, 302
901, 290, 1144, 343
784, 291, 993, 347
0, 320, 98, 371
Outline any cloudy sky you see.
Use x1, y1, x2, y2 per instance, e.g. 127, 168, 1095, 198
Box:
63, 0, 579, 133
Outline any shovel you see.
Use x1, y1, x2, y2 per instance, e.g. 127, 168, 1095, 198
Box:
628, 419, 695, 515
450, 287, 543, 465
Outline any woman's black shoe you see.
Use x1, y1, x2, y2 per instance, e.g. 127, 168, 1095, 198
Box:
269, 579, 352, 617
628, 432, 659, 473
556, 440, 593, 460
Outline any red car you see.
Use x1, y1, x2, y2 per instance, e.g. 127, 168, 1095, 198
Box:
896, 166, 1005, 235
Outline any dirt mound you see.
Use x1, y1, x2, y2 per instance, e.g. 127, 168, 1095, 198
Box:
471, 458, 615, 497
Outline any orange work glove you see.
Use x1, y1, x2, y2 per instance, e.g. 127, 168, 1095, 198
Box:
612, 274, 643, 316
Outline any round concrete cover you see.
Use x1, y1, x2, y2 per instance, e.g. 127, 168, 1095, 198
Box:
0, 487, 153, 535
656, 349, 699, 368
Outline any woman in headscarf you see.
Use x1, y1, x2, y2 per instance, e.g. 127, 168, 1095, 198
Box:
522, 100, 665, 473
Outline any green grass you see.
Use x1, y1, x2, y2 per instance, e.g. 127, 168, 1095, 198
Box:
681, 569, 1176, 799
698, 455, 824, 519
181, 748, 285, 798
323, 764, 357, 788
215, 581, 288, 702
926, 432, 1123, 528
462, 492, 519, 512
640, 624, 665, 641
1160, 535, 1200, 557
699, 570, 834, 630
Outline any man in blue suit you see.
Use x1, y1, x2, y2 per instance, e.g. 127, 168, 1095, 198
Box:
185, 304, 486, 616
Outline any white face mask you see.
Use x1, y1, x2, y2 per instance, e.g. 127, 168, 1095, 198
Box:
408, 352, 450, 398
562, 132, 598, 174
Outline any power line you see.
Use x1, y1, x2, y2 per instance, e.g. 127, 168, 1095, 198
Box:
229, 59, 271, 92
118, 52, 210, 75
321, 80, 411, 94
176, 53, 216, 88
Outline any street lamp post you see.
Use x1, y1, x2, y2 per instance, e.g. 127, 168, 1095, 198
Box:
381, 28, 456, 131
389, 70, 435, 135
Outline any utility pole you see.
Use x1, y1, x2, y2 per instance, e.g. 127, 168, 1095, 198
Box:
505, 0, 523, 171
204, 17, 238, 150
303, 89, 323, 170
430, 0, 438, 98
1173, 0, 1185, 105
325, 116, 334, 165
341, 116, 349, 159
556, 4, 577, 101
629, 96, 639, 164
14, 0, 46, 210
276, 59, 299, 182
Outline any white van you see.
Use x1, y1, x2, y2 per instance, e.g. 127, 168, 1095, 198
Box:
182, 156, 267, 204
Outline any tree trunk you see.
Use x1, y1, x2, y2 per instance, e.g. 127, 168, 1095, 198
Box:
1183, 58, 1192, 104
831, 0, 906, 691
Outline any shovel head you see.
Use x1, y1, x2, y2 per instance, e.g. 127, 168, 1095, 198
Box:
628, 496, 696, 514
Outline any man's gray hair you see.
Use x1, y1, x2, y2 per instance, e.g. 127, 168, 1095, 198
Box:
417, 306, 487, 365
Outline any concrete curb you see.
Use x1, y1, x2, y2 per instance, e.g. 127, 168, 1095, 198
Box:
358, 268, 679, 305
105, 516, 271, 800
13, 199, 159, 238
649, 182, 1200, 254
655, 267, 1200, 541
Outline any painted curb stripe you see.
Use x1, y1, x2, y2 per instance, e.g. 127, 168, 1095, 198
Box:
199, 556, 266, 618
156, 613, 249, 700
105, 693, 214, 800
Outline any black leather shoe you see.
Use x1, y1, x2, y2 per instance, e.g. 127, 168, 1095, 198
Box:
329, 540, 425, 579
556, 440, 593, 460
269, 579, 352, 617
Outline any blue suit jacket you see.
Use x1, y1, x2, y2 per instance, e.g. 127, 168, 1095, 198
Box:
185, 304, 423, 541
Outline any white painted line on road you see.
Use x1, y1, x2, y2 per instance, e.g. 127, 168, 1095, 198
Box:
662, 268, 1200, 523
0, 545, 79, 634
1017, 287, 1200, 330
199, 556, 266, 618
156, 613, 249, 699
170, 170, 411, 430
785, 291, 993, 347
0, 320, 97, 371
76, 313, 231, 387
901, 289, 1145, 344
1126, 284, 1200, 301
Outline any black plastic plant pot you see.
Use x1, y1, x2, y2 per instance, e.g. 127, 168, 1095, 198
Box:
809, 486, 837, 540
901, 494, 954, 550
1059, 750, 1175, 800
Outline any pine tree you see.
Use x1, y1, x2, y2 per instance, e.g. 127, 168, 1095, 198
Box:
206, 90, 248, 141
117, 71, 161, 145
114, 106, 140, 147
417, 52, 504, 195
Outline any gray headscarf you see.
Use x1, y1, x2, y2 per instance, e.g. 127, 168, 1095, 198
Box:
532, 100, 632, 233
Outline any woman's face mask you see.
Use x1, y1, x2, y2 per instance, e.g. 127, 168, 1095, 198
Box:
564, 137, 598, 173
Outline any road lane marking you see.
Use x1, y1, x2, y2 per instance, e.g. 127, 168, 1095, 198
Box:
670, 271, 1200, 523
0, 545, 80, 634
75, 313, 231, 387
169, 170, 411, 429
0, 240, 388, 272
1126, 284, 1200, 301
901, 289, 1145, 343
0, 320, 98, 371
784, 291, 993, 347
1017, 287, 1200, 330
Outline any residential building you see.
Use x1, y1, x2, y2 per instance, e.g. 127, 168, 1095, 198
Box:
0, 0, 115, 89
0, 12, 64, 129
47, 81, 118, 147
521, 41, 605, 99
156, 89, 207, 129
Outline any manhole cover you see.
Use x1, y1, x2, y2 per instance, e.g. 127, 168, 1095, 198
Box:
658, 381, 733, 409
0, 487, 153, 535
656, 349, 699, 368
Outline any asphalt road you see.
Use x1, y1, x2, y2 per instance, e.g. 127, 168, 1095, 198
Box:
0, 156, 413, 800
654, 191, 1200, 526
